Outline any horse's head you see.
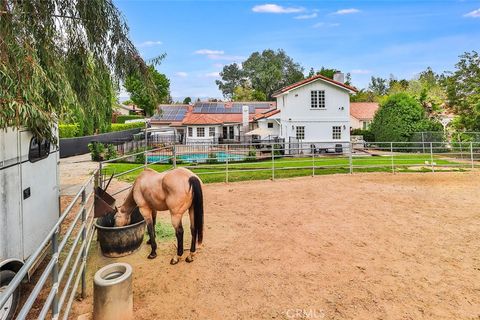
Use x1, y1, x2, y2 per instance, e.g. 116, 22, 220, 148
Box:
114, 205, 131, 227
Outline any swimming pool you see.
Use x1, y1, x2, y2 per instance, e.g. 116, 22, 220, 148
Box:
148, 151, 246, 163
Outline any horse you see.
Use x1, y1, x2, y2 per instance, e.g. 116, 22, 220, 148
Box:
114, 167, 204, 265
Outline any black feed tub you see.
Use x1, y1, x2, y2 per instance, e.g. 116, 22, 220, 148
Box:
95, 209, 146, 258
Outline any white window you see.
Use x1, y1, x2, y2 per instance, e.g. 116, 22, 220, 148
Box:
332, 126, 341, 140
362, 121, 371, 130
296, 126, 305, 140
188, 127, 193, 137
197, 127, 205, 137
311, 90, 325, 109
209, 127, 215, 137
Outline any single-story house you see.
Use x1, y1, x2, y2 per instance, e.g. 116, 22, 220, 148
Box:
350, 102, 379, 130
116, 104, 144, 116
149, 102, 276, 144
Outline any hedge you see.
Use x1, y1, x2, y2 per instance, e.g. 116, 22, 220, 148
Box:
59, 124, 79, 138
59, 122, 144, 138
116, 115, 144, 123
110, 122, 145, 132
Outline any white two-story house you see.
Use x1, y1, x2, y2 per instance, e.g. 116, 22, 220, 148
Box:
256, 73, 357, 151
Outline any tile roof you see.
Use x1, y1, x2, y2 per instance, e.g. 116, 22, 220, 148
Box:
149, 101, 276, 125
350, 102, 379, 120
254, 109, 281, 120
272, 74, 357, 97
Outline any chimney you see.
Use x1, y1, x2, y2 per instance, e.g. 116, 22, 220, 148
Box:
333, 72, 344, 83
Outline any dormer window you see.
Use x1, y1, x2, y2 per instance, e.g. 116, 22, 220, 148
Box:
311, 90, 325, 109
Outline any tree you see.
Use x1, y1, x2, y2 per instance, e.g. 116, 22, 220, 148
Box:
232, 85, 267, 101
183, 97, 192, 104
0, 0, 156, 142
216, 49, 304, 100
350, 89, 377, 102
124, 65, 170, 116
443, 51, 480, 131
307, 67, 315, 78
368, 77, 389, 96
215, 63, 246, 99
370, 93, 441, 142
316, 67, 340, 79
406, 67, 446, 117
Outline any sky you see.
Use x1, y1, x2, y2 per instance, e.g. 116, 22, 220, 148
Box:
114, 0, 480, 100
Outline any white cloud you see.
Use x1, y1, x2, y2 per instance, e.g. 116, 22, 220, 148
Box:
213, 63, 224, 68
136, 40, 162, 48
351, 69, 372, 74
194, 49, 225, 55
207, 54, 245, 61
294, 13, 318, 19
205, 72, 220, 78
333, 8, 360, 15
252, 4, 304, 14
313, 22, 340, 28
175, 72, 188, 77
464, 8, 480, 18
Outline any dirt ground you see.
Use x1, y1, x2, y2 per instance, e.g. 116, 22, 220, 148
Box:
72, 172, 480, 320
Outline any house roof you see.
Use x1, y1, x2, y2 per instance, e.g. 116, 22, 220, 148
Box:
254, 108, 281, 120
350, 102, 379, 120
118, 104, 143, 111
150, 101, 276, 126
272, 74, 358, 97
182, 113, 256, 125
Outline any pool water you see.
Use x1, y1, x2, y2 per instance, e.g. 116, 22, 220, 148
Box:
148, 151, 246, 164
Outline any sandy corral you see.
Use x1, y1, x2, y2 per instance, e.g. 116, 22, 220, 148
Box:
71, 172, 480, 320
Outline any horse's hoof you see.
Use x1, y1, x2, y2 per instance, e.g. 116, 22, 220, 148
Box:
186, 255, 194, 263
148, 253, 157, 259
170, 257, 179, 265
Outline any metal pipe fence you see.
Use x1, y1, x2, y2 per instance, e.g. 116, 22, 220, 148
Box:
99, 140, 480, 187
0, 171, 99, 320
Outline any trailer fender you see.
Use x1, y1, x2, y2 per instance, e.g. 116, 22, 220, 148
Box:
0, 259, 24, 274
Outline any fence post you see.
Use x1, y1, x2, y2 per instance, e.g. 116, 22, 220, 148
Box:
226, 144, 229, 183
390, 142, 395, 174
349, 142, 353, 174
81, 188, 87, 299
312, 148, 315, 177
430, 142, 434, 172
172, 144, 177, 168
51, 230, 59, 318
271, 143, 275, 180
470, 142, 474, 169
98, 161, 103, 189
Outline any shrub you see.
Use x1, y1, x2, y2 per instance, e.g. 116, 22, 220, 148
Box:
206, 152, 218, 164
105, 144, 118, 160
58, 124, 79, 138
88, 142, 106, 161
273, 144, 284, 156
110, 122, 145, 132
134, 148, 146, 164
351, 128, 375, 142
246, 148, 256, 161
116, 115, 144, 123
370, 93, 442, 142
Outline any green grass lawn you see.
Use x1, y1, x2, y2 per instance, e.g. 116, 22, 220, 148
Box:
103, 153, 464, 184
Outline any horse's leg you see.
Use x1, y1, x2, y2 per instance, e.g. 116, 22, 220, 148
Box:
139, 206, 157, 259
186, 207, 196, 263
146, 210, 157, 245
170, 213, 184, 265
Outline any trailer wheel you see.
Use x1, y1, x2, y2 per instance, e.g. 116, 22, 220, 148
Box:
0, 270, 20, 320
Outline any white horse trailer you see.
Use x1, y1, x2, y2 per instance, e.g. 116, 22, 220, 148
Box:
0, 127, 59, 319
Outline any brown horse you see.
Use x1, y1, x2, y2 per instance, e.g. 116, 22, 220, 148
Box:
114, 167, 204, 264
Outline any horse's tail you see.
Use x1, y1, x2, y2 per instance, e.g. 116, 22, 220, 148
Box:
189, 175, 204, 245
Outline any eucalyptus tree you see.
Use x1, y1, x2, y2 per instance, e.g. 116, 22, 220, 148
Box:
0, 0, 158, 141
